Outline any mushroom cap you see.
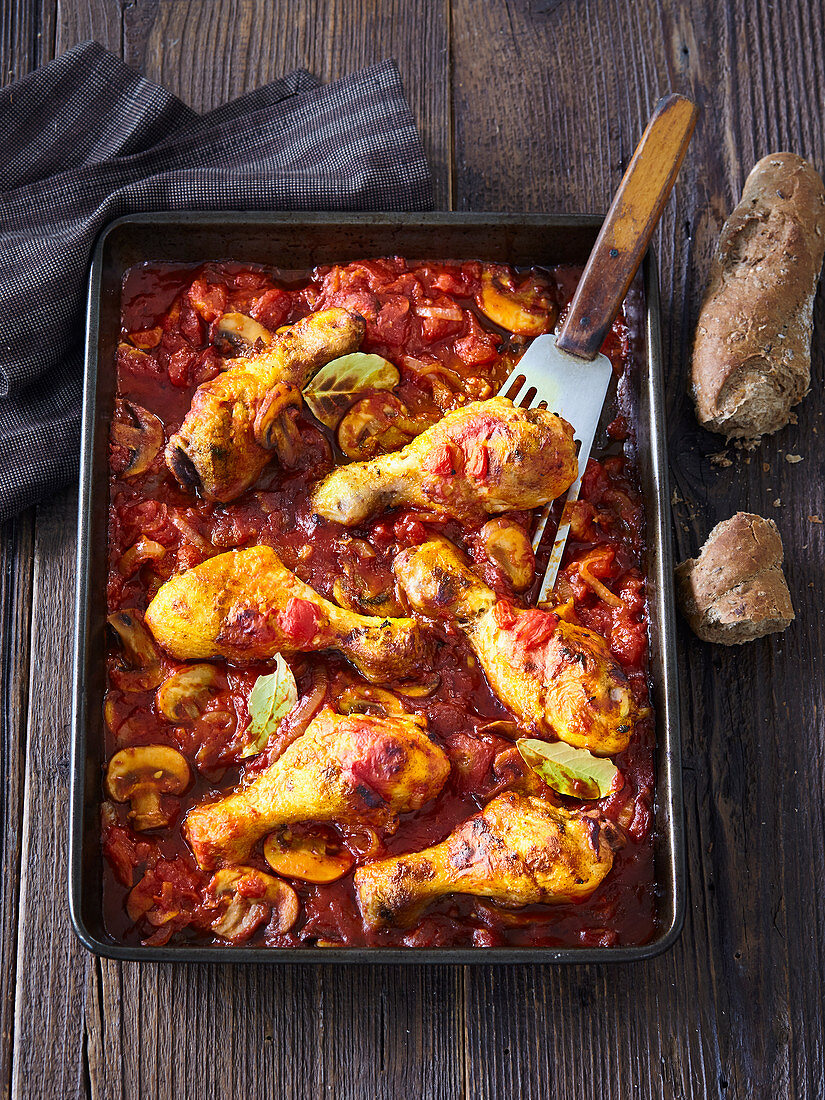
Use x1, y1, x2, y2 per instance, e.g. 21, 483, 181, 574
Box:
155, 663, 222, 722
263, 826, 354, 884
111, 400, 164, 477
209, 866, 299, 937
213, 311, 274, 357
105, 744, 191, 802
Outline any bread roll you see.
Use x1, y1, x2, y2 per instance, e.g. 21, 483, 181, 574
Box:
675, 512, 794, 644
691, 153, 825, 441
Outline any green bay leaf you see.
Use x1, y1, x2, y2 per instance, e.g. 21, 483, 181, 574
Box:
517, 737, 619, 800
240, 655, 298, 759
303, 352, 399, 429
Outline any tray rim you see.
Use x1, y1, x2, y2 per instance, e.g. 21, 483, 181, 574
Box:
70, 210, 685, 964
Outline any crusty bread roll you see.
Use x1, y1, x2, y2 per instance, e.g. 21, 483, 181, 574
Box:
691, 152, 825, 441
675, 512, 794, 644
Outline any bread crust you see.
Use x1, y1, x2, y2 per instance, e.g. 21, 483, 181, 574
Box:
691, 152, 825, 441
675, 512, 794, 644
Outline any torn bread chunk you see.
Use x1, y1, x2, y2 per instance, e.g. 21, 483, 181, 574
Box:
691, 153, 825, 442
675, 512, 794, 644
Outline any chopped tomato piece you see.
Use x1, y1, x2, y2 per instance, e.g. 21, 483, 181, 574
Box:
510, 608, 558, 649
165, 346, 198, 387
278, 597, 322, 646
492, 600, 518, 628
250, 287, 291, 329
179, 303, 204, 346
464, 442, 489, 480
129, 326, 163, 350
423, 441, 454, 476
188, 278, 228, 323
373, 296, 411, 347
413, 297, 465, 341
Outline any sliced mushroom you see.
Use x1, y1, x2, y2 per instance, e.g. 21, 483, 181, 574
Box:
263, 826, 355, 884
477, 517, 535, 591
336, 684, 424, 725
208, 867, 298, 942
475, 265, 557, 337
110, 400, 164, 478
213, 312, 274, 357
108, 609, 164, 691
156, 664, 222, 722
332, 573, 404, 618
252, 381, 303, 466
105, 745, 191, 830
394, 672, 441, 698
118, 536, 167, 578
476, 719, 522, 740
337, 394, 433, 460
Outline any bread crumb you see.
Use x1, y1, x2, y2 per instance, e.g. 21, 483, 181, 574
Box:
671, 489, 684, 505
709, 451, 733, 467
785, 453, 804, 463
762, 462, 771, 472
809, 514, 822, 523
773, 498, 782, 506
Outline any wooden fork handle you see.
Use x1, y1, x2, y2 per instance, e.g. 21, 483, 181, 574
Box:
556, 93, 698, 361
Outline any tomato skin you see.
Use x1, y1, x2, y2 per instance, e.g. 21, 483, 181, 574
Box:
250, 287, 291, 329
492, 600, 517, 628
188, 278, 227, 323
423, 441, 454, 477
278, 597, 322, 646
464, 442, 489, 480
510, 609, 558, 649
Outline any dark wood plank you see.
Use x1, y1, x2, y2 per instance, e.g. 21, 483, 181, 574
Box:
0, 0, 54, 80
140, 0, 451, 205
451, 1, 825, 1097
8, 3, 457, 1099
9, 491, 92, 1100
0, 512, 35, 1100
0, 6, 54, 1097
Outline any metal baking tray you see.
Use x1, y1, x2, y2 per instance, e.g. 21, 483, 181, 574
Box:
70, 212, 684, 963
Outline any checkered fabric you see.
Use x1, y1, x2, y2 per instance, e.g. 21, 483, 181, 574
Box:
0, 41, 432, 520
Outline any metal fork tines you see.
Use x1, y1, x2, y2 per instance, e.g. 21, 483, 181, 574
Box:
498, 359, 600, 605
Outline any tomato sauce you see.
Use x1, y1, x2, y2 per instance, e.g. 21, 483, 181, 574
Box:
103, 256, 655, 949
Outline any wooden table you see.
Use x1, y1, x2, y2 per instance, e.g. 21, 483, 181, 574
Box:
2, 2, 824, 1097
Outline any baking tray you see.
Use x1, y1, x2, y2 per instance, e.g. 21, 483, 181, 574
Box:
70, 212, 684, 963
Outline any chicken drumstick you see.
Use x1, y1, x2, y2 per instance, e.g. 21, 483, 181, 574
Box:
354, 790, 615, 929
167, 307, 365, 501
393, 539, 634, 755
311, 396, 577, 526
185, 707, 451, 869
145, 545, 430, 682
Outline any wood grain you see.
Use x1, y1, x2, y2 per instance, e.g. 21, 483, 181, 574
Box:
0, 514, 34, 1100
451, 1, 825, 1097
3, 0, 825, 1097
7, 3, 455, 1099
0, 8, 53, 1099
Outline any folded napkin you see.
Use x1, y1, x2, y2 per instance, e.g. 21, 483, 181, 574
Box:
0, 41, 432, 521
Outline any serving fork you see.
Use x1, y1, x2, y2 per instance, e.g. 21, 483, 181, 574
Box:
499, 93, 698, 603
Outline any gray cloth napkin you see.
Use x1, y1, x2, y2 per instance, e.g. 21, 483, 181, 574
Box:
0, 41, 432, 521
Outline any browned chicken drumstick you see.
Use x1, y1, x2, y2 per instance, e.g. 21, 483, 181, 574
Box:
185, 707, 451, 869
167, 307, 365, 501
311, 396, 577, 525
394, 539, 634, 755
354, 790, 615, 929
144, 545, 430, 682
